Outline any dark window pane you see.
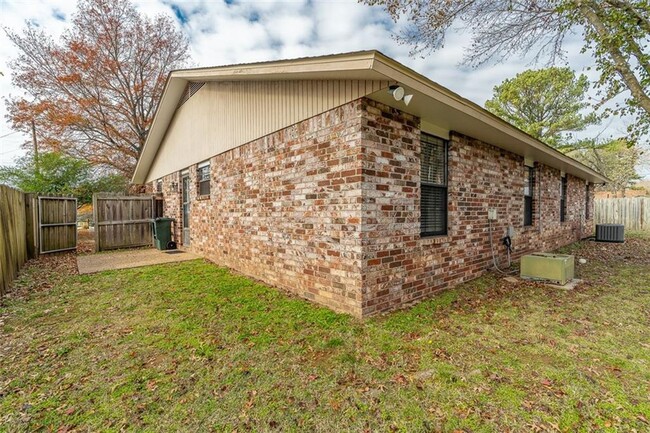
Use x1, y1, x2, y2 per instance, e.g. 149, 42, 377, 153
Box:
585, 184, 590, 219
524, 196, 533, 226
421, 185, 447, 235
199, 180, 210, 196
420, 133, 448, 236
560, 177, 567, 222
524, 167, 534, 226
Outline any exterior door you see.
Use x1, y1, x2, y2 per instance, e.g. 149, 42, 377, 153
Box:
182, 173, 191, 246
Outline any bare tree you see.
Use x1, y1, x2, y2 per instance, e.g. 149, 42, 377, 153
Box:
5, 0, 190, 177
362, 0, 649, 139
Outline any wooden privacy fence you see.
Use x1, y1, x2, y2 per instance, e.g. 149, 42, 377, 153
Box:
0, 185, 28, 297
93, 194, 154, 252
38, 196, 77, 254
0, 186, 77, 297
595, 197, 650, 231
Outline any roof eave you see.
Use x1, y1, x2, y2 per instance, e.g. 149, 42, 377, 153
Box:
369, 52, 608, 185
132, 50, 608, 185
132, 51, 380, 184
171, 50, 378, 81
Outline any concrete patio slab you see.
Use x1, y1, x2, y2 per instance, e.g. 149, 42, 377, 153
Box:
77, 248, 200, 274
505, 275, 584, 290
545, 278, 584, 291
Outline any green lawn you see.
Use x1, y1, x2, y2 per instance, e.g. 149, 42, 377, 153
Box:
1, 235, 649, 432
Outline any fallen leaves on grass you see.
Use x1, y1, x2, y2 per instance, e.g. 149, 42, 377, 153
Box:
568, 236, 650, 268
1, 252, 77, 303
1, 235, 649, 432
76, 229, 95, 255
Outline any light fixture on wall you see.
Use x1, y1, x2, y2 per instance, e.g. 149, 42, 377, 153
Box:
388, 84, 414, 106
170, 181, 178, 192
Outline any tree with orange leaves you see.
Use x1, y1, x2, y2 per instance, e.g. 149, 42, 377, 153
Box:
5, 0, 190, 178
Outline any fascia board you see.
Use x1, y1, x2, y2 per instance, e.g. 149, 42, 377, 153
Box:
370, 53, 609, 184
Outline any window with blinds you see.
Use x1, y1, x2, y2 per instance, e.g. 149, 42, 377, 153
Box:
524, 166, 534, 226
560, 176, 568, 222
421, 133, 448, 236
585, 183, 590, 220
198, 161, 210, 196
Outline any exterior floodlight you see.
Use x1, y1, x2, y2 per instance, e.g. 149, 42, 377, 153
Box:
388, 84, 413, 105
389, 85, 405, 101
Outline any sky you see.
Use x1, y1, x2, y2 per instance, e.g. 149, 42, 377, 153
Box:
0, 0, 644, 177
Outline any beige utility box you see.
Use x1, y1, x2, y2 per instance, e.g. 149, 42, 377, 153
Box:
520, 253, 575, 285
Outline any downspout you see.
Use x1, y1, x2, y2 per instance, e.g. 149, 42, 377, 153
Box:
537, 164, 542, 234
579, 182, 586, 240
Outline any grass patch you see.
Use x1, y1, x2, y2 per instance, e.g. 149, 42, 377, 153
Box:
1, 235, 649, 432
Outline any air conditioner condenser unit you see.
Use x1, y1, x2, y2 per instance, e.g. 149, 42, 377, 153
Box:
595, 224, 624, 243
520, 253, 575, 285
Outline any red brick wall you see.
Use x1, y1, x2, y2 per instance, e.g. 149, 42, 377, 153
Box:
359, 99, 593, 316
153, 97, 595, 317
157, 101, 366, 316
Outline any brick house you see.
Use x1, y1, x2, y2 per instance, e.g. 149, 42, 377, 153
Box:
132, 51, 607, 318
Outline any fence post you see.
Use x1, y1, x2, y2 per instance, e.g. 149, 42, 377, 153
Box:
93, 193, 100, 252
24, 193, 38, 259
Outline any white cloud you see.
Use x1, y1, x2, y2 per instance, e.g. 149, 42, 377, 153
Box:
266, 14, 313, 47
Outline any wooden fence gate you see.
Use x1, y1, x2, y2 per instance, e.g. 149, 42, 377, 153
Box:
38, 196, 78, 254
93, 194, 154, 252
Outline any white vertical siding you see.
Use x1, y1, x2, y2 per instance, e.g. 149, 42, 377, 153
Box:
147, 79, 389, 182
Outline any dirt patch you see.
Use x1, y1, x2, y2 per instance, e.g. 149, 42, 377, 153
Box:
76, 229, 95, 255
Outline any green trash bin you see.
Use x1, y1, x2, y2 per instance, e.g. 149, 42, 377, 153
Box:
152, 217, 175, 250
